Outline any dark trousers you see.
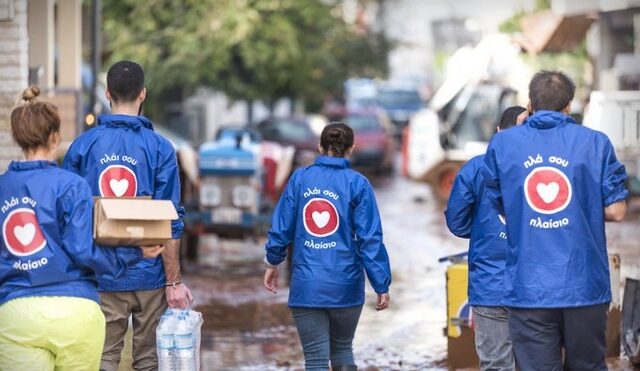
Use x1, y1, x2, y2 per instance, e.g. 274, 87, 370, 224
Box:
508, 304, 608, 371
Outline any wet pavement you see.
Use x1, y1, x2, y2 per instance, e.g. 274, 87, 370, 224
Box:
183, 170, 640, 370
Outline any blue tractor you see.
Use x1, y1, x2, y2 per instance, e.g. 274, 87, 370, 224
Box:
184, 127, 271, 243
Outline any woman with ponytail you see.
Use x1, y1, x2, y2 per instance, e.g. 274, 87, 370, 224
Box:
0, 87, 162, 370
263, 122, 392, 371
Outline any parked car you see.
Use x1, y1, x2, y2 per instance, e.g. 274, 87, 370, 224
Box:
345, 110, 395, 174
345, 78, 378, 111
253, 117, 320, 168
377, 85, 425, 138
321, 96, 347, 122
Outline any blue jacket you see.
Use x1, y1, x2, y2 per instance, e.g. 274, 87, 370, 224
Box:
265, 156, 391, 308
483, 111, 628, 308
445, 155, 507, 307
0, 161, 142, 305
63, 114, 185, 292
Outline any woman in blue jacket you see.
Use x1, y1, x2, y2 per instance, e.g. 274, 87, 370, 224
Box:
0, 87, 162, 371
263, 122, 392, 371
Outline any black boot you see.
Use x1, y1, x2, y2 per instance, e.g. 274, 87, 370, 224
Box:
332, 365, 357, 371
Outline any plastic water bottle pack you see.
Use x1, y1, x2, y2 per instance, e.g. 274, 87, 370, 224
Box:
157, 308, 204, 371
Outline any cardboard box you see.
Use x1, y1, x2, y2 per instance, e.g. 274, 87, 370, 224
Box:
94, 198, 178, 246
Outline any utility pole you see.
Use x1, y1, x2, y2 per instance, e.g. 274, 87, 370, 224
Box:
87, 0, 101, 128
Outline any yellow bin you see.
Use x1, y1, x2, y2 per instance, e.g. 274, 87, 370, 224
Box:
445, 262, 479, 370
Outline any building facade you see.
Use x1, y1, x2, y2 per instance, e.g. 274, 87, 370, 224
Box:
0, 0, 82, 172
0, 0, 27, 171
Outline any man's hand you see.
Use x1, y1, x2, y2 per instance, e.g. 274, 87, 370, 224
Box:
161, 239, 193, 308
376, 293, 390, 311
264, 267, 279, 294
140, 244, 165, 259
166, 282, 194, 309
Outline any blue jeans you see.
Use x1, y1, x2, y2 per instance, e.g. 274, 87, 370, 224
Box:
473, 306, 515, 371
291, 306, 363, 371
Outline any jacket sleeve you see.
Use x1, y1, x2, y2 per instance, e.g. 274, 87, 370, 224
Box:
264, 173, 298, 265
60, 179, 142, 280
601, 138, 628, 206
61, 142, 80, 174
353, 180, 391, 294
444, 164, 475, 238
482, 140, 505, 216
155, 141, 185, 239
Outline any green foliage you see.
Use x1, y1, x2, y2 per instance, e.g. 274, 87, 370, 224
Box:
535, 0, 551, 10
102, 0, 388, 117
498, 0, 550, 34
521, 41, 593, 101
499, 10, 526, 33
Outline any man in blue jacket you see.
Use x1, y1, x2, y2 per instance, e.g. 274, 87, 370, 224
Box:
63, 60, 193, 371
445, 106, 527, 371
483, 70, 628, 370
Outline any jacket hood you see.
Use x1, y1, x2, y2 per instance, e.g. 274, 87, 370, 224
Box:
9, 160, 57, 171
314, 155, 350, 169
526, 110, 576, 130
98, 114, 154, 131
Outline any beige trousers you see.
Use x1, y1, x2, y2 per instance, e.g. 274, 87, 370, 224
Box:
99, 288, 167, 371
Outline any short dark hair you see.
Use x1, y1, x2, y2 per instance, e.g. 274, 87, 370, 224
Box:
106, 60, 145, 104
320, 122, 354, 157
528, 70, 575, 112
499, 106, 527, 130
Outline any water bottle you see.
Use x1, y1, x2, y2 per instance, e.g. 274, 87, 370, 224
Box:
156, 308, 203, 371
157, 309, 177, 371
174, 313, 196, 371
186, 310, 203, 371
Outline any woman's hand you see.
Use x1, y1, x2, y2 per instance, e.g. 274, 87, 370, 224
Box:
140, 244, 164, 258
376, 293, 390, 311
264, 267, 279, 294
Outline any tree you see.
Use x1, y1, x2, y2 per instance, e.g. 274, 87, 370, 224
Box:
102, 0, 388, 118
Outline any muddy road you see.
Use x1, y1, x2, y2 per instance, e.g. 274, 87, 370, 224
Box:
182, 171, 640, 370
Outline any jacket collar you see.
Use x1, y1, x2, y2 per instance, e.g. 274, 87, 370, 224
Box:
314, 155, 350, 168
9, 160, 57, 171
98, 114, 154, 131
526, 110, 576, 129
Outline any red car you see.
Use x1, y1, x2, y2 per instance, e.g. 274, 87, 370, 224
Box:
345, 110, 396, 174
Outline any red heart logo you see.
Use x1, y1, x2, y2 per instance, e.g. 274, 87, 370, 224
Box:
99, 165, 137, 197
2, 208, 47, 256
303, 198, 339, 237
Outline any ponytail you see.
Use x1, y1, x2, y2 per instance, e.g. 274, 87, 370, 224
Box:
320, 122, 354, 157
